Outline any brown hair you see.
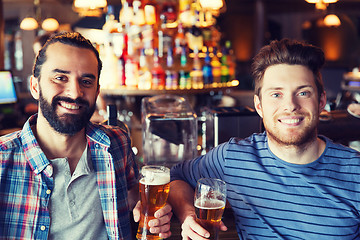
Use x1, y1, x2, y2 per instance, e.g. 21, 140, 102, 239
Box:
33, 32, 102, 88
251, 39, 325, 100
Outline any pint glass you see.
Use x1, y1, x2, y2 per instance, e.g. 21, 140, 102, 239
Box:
194, 178, 226, 240
136, 165, 170, 240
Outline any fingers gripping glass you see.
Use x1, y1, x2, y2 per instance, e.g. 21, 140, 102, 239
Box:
136, 165, 170, 240
194, 178, 226, 240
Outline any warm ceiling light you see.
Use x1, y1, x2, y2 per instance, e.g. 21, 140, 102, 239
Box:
199, 0, 224, 10
73, 0, 107, 17
305, 0, 338, 3
41, 18, 59, 32
73, 0, 107, 9
20, 0, 59, 31
324, 14, 341, 27
305, 0, 338, 10
20, 17, 39, 30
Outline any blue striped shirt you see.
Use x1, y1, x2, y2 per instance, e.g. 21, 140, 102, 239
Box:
0, 114, 139, 240
171, 132, 360, 239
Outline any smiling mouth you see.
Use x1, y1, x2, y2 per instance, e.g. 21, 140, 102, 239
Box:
59, 101, 80, 110
279, 118, 301, 124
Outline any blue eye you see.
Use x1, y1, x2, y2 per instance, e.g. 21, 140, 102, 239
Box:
299, 91, 309, 97
271, 93, 281, 98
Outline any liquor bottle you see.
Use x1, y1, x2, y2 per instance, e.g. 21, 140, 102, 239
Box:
143, 0, 158, 25
158, 17, 173, 58
178, 0, 192, 27
138, 48, 152, 89
186, 17, 203, 51
99, 43, 119, 89
190, 47, 203, 89
128, 0, 143, 57
142, 0, 156, 56
179, 46, 190, 89
103, 5, 118, 44
159, 0, 178, 25
165, 47, 178, 89
174, 22, 187, 55
225, 40, 236, 81
211, 47, 221, 84
202, 48, 213, 86
221, 47, 230, 83
151, 48, 165, 89
101, 5, 121, 87
124, 52, 139, 88
117, 30, 129, 86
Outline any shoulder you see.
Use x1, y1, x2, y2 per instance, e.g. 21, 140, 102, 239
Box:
322, 136, 360, 159
86, 122, 132, 152
227, 132, 268, 151
0, 130, 23, 164
0, 130, 22, 152
220, 132, 270, 161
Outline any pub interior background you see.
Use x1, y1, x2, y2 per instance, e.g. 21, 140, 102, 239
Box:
1, 0, 360, 162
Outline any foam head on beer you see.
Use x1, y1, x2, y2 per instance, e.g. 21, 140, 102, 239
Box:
140, 165, 170, 185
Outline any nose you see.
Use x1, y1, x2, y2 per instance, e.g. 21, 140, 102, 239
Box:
66, 78, 84, 99
283, 95, 299, 112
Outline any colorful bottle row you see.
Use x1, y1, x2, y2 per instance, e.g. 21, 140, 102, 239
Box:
99, 0, 236, 90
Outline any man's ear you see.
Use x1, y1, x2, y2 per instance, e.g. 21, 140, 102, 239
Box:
319, 91, 327, 113
254, 95, 263, 118
29, 75, 40, 100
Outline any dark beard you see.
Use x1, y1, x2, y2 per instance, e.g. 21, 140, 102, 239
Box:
39, 91, 96, 135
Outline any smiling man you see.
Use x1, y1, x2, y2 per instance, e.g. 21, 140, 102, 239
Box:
0, 32, 172, 240
168, 39, 360, 240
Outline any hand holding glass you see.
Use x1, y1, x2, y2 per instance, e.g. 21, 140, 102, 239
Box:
136, 165, 170, 240
194, 178, 226, 240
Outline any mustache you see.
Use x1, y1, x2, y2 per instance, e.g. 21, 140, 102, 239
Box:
52, 96, 90, 108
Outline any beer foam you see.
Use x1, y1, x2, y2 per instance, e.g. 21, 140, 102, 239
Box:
140, 167, 170, 185
194, 198, 225, 209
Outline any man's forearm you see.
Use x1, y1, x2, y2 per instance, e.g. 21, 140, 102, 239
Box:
168, 180, 196, 223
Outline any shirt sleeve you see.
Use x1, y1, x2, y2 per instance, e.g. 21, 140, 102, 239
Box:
170, 141, 229, 189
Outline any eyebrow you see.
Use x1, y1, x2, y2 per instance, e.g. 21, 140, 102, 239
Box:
52, 68, 70, 74
264, 85, 314, 92
52, 68, 96, 80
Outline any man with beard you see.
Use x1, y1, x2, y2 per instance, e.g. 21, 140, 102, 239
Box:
0, 32, 172, 240
168, 39, 360, 240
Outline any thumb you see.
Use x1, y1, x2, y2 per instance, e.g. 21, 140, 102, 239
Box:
133, 201, 141, 222
219, 221, 228, 232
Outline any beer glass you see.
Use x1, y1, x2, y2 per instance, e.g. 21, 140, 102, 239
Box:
136, 165, 170, 240
194, 178, 226, 240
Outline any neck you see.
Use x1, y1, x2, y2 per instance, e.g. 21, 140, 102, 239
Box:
267, 135, 326, 165
33, 114, 87, 171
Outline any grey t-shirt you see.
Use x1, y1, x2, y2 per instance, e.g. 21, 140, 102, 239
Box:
48, 145, 108, 240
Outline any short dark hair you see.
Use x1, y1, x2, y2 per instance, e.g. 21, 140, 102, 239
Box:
251, 39, 325, 100
33, 32, 102, 85
34, 33, 53, 47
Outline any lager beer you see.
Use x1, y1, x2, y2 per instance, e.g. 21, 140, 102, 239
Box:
194, 178, 226, 240
195, 198, 225, 240
136, 166, 170, 240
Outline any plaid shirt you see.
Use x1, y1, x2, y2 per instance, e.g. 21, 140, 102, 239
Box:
0, 114, 139, 240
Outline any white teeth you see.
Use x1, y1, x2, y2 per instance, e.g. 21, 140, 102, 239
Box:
60, 102, 79, 110
281, 119, 300, 124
